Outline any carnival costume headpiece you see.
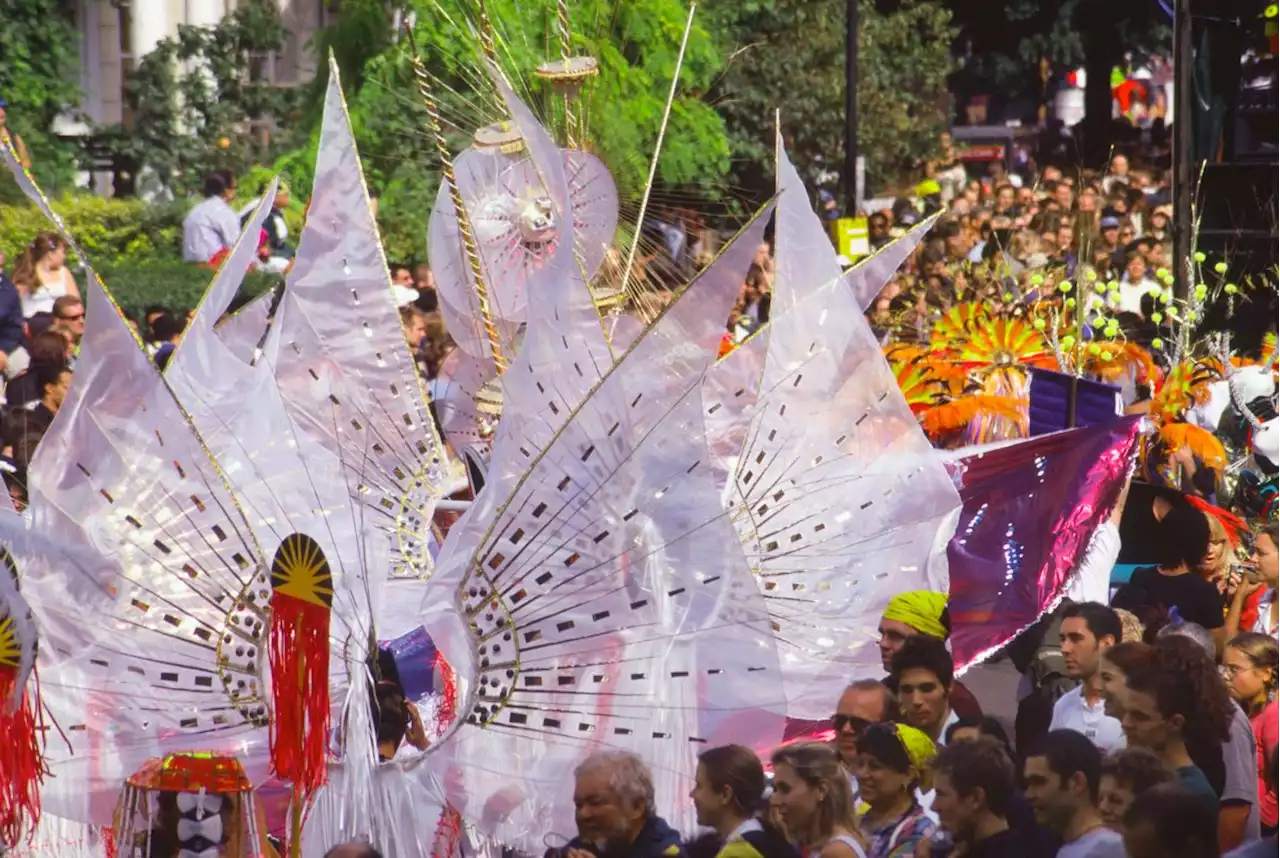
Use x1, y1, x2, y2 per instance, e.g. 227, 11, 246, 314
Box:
113, 754, 268, 858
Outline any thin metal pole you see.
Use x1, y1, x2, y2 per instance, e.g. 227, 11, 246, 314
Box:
620, 3, 696, 301
1171, 0, 1193, 301
844, 0, 859, 215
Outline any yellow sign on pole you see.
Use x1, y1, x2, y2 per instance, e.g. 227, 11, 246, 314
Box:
829, 216, 869, 262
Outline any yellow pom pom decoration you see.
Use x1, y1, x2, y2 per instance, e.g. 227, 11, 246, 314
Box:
1194, 251, 1206, 263
1152, 337, 1164, 349
1214, 261, 1228, 274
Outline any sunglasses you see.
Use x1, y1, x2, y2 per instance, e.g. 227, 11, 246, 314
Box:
832, 714, 871, 734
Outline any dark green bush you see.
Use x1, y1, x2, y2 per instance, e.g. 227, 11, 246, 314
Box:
92, 260, 279, 320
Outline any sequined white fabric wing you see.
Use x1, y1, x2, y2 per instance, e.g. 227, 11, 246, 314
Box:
485, 73, 613, 480
705, 144, 960, 718
165, 177, 388, 753
420, 226, 789, 850
428, 377, 786, 849
728, 274, 962, 717
260, 59, 449, 582
214, 288, 274, 362
562, 150, 618, 282
0, 145, 272, 823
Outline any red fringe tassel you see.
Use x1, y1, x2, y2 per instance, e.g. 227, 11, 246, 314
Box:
268, 596, 330, 800
0, 676, 43, 846
431, 652, 462, 858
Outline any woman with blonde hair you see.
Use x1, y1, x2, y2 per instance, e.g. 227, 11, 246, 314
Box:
1223, 632, 1279, 835
11, 231, 79, 318
770, 742, 867, 858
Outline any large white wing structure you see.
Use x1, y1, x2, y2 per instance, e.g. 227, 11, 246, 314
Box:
702, 141, 960, 718
0, 147, 273, 824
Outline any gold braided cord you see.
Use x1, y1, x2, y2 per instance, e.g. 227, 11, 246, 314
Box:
476, 0, 499, 67
556, 0, 571, 63
555, 0, 576, 147
404, 25, 507, 373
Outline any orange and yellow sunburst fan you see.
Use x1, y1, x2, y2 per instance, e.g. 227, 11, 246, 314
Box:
0, 548, 41, 846
955, 314, 1059, 372
268, 533, 333, 803
929, 302, 991, 354
886, 347, 946, 413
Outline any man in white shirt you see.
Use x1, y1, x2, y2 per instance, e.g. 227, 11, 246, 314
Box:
182, 169, 242, 264
1050, 602, 1126, 753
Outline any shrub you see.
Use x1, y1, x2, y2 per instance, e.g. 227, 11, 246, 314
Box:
91, 260, 279, 320
0, 195, 186, 266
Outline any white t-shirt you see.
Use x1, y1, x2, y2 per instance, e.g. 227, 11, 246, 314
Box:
1064, 521, 1120, 605
1049, 686, 1126, 753
1057, 826, 1126, 858
1116, 277, 1166, 316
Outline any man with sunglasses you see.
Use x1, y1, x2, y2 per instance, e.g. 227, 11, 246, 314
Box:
834, 679, 899, 768
831, 679, 902, 807
51, 296, 84, 343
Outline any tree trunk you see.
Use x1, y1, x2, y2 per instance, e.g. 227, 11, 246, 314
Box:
1081, 32, 1120, 168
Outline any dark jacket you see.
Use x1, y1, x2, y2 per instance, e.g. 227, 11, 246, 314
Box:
0, 274, 25, 355
264, 208, 294, 257
554, 815, 686, 858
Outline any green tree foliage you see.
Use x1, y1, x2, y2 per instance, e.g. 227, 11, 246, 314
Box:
100, 0, 304, 195
710, 0, 957, 203
291, 0, 734, 260
0, 0, 82, 197
947, 0, 1169, 164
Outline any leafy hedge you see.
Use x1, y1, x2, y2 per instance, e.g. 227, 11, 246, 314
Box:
91, 261, 279, 320
0, 193, 284, 317
0, 194, 187, 266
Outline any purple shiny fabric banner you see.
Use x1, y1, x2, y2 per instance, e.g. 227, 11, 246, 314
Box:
380, 625, 440, 703
946, 416, 1143, 671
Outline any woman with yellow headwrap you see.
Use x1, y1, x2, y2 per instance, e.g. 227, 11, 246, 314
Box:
849, 723, 937, 858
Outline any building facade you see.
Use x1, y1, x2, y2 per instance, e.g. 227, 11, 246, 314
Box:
73, 0, 329, 131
